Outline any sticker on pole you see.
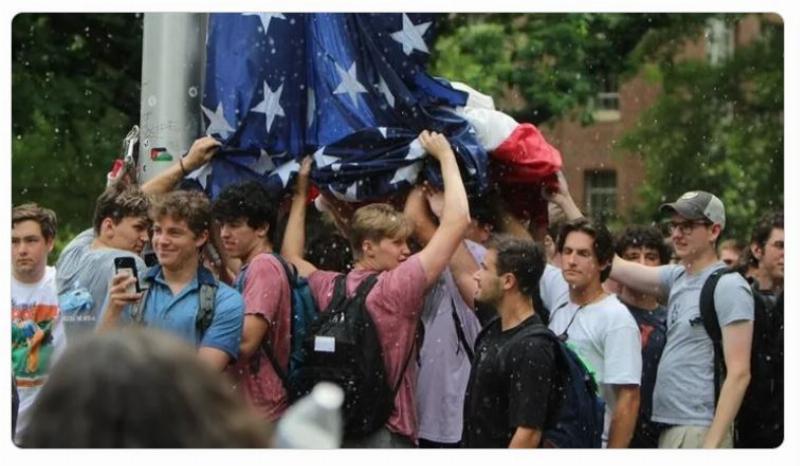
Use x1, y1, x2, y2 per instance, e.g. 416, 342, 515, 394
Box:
150, 147, 174, 162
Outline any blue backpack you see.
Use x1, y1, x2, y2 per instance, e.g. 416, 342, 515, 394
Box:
242, 254, 319, 396
514, 325, 605, 448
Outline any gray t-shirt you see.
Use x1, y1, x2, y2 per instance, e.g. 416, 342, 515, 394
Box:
56, 228, 147, 345
652, 262, 754, 426
416, 240, 485, 443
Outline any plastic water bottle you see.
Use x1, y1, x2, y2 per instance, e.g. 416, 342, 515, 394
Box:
273, 382, 344, 448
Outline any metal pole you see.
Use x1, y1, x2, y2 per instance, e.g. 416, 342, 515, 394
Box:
137, 13, 208, 184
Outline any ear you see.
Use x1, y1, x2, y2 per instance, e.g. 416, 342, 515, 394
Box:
195, 230, 210, 249
750, 242, 764, 261
256, 224, 269, 240
45, 237, 55, 254
362, 239, 376, 258
709, 224, 722, 243
100, 218, 115, 237
501, 272, 516, 292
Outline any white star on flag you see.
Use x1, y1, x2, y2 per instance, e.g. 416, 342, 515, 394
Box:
202, 102, 235, 138
329, 181, 360, 202
250, 149, 279, 175
377, 127, 388, 139
242, 13, 286, 35
187, 163, 213, 190
377, 76, 395, 108
273, 159, 300, 188
390, 162, 422, 185
251, 81, 285, 133
390, 14, 431, 56
333, 62, 368, 107
406, 138, 425, 160
307, 88, 316, 128
313, 147, 339, 167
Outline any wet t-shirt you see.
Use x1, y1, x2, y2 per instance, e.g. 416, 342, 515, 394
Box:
308, 254, 428, 442
462, 314, 560, 448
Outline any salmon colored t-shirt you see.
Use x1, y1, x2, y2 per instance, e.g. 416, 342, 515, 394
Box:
227, 254, 291, 421
308, 254, 428, 442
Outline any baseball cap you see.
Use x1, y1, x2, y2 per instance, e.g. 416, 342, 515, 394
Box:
659, 191, 726, 230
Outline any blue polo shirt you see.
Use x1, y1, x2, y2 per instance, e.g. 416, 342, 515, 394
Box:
130, 265, 244, 360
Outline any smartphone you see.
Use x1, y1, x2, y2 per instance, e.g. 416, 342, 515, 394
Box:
114, 256, 142, 294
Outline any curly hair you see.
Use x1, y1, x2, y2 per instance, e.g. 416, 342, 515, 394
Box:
20, 327, 271, 448
212, 181, 278, 232
615, 225, 671, 265
150, 190, 211, 238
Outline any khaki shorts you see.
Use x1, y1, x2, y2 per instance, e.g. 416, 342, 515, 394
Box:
658, 425, 734, 449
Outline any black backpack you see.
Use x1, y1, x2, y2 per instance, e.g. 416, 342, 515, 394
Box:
289, 274, 417, 440
699, 268, 783, 448
502, 323, 605, 448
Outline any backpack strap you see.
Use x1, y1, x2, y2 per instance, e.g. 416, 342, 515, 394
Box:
699, 267, 735, 405
251, 254, 296, 390
451, 298, 475, 362
196, 282, 217, 338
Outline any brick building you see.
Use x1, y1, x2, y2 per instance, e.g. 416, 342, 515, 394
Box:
537, 15, 768, 225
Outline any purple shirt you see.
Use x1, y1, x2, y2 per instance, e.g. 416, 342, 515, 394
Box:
416, 241, 485, 443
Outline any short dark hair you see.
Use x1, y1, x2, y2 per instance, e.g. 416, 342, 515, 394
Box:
487, 234, 546, 299
212, 181, 278, 233
93, 185, 151, 234
751, 211, 783, 248
557, 218, 615, 281
12, 203, 57, 241
615, 225, 671, 265
469, 188, 503, 231
749, 211, 784, 267
150, 190, 211, 238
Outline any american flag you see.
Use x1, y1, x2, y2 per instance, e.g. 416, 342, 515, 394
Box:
197, 13, 488, 201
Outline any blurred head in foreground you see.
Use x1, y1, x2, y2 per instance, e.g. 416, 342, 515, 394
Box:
21, 327, 271, 448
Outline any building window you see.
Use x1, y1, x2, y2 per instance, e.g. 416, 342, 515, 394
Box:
584, 170, 617, 221
705, 18, 735, 65
592, 74, 620, 122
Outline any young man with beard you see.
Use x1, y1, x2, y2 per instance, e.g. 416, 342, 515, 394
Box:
547, 218, 641, 448
281, 130, 471, 447
461, 236, 561, 448
610, 191, 753, 448
100, 190, 244, 371
211, 181, 291, 421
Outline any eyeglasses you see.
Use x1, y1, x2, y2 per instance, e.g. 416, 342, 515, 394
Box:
665, 220, 712, 236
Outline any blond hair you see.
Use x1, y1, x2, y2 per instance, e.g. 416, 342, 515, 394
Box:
349, 203, 412, 260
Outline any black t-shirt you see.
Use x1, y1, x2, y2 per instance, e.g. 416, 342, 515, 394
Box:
462, 314, 560, 448
624, 303, 667, 448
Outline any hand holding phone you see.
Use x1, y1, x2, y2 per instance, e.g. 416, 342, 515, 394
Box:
113, 256, 141, 294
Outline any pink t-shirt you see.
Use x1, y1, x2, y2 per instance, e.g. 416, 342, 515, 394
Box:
227, 254, 291, 421
308, 254, 428, 442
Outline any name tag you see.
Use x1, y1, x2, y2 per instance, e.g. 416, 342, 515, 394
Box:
314, 336, 336, 353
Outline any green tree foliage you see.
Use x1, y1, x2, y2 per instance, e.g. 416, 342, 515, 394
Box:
12, 14, 143, 254
430, 13, 712, 125
619, 15, 783, 240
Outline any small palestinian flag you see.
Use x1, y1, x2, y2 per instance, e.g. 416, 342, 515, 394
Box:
150, 147, 174, 162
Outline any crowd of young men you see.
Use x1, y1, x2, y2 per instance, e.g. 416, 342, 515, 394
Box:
11, 131, 783, 449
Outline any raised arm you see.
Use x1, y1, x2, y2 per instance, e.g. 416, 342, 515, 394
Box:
97, 273, 142, 332
140, 136, 221, 195
415, 131, 471, 287
542, 170, 584, 222
280, 157, 318, 278
609, 256, 665, 298
404, 185, 479, 308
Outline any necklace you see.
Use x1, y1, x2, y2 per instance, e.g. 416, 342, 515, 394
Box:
557, 289, 607, 342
